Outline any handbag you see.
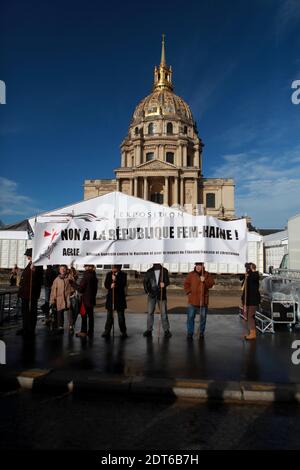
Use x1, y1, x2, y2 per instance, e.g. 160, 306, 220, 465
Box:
80, 299, 86, 316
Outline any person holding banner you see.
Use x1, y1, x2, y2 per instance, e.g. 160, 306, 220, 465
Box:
184, 262, 214, 340
143, 264, 172, 339
42, 265, 58, 324
102, 265, 128, 339
240, 263, 260, 341
68, 264, 80, 328
17, 248, 44, 338
75, 264, 98, 338
50, 265, 76, 335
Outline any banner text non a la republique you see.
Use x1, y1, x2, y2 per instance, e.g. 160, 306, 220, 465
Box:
32, 215, 247, 266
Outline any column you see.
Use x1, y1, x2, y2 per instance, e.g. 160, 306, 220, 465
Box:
164, 176, 169, 205
134, 177, 138, 197
137, 145, 142, 166
194, 178, 198, 211
130, 178, 133, 196
176, 146, 181, 167
174, 176, 179, 205
180, 177, 184, 206
159, 144, 164, 160
116, 179, 120, 192
143, 177, 148, 200
121, 152, 126, 167
183, 146, 187, 167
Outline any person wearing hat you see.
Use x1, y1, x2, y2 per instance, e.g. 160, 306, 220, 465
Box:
17, 248, 44, 337
75, 264, 98, 338
184, 262, 215, 340
143, 263, 172, 339
240, 262, 260, 340
42, 265, 59, 323
102, 265, 127, 339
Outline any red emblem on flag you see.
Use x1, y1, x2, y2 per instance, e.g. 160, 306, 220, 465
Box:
44, 228, 58, 242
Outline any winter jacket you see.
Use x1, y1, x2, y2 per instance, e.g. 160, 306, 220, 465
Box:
241, 271, 261, 306
184, 269, 215, 307
50, 274, 75, 311
105, 270, 127, 311
18, 262, 44, 300
77, 270, 98, 308
143, 267, 170, 301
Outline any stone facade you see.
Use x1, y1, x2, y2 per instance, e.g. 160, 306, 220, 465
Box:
84, 179, 116, 200
84, 36, 235, 218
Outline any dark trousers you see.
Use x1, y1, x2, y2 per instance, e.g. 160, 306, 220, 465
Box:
21, 298, 38, 334
70, 295, 80, 327
43, 287, 51, 318
81, 306, 94, 334
57, 309, 73, 328
104, 309, 126, 334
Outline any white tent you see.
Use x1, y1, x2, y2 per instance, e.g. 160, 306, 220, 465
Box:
0, 221, 32, 269
30, 192, 191, 271
29, 191, 186, 229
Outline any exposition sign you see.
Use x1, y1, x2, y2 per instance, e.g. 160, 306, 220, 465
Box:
32, 215, 247, 266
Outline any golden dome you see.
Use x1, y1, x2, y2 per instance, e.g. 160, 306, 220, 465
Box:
130, 35, 195, 127
131, 89, 194, 125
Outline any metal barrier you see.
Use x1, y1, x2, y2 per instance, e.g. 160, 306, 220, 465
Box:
0, 288, 21, 326
255, 311, 275, 334
273, 269, 300, 280
239, 305, 295, 334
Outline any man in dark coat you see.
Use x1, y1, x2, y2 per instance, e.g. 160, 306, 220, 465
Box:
143, 263, 172, 338
240, 262, 261, 340
17, 248, 44, 338
42, 265, 58, 321
75, 265, 98, 337
102, 265, 127, 339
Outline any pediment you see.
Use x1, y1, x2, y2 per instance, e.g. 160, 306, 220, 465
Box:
137, 159, 176, 170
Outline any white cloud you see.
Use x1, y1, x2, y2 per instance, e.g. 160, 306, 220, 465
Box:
0, 177, 41, 219
211, 148, 300, 228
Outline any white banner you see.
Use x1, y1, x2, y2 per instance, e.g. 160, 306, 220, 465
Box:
32, 215, 247, 266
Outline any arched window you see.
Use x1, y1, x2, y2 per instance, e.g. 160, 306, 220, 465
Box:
148, 123, 154, 135
183, 125, 188, 134
151, 193, 163, 205
135, 127, 139, 135
167, 122, 173, 134
206, 193, 216, 209
166, 152, 174, 164
146, 152, 154, 162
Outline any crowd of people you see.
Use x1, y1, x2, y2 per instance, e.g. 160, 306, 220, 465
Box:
14, 248, 260, 341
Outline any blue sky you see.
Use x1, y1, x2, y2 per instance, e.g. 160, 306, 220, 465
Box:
0, 0, 300, 228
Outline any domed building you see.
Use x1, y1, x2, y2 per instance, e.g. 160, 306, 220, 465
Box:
84, 36, 235, 218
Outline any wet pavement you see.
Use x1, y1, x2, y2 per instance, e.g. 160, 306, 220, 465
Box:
1, 389, 300, 450
1, 309, 300, 384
